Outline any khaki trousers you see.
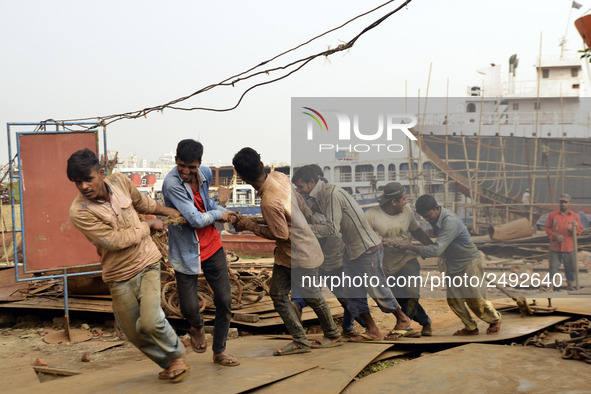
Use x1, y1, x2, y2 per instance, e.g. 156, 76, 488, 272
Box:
446, 256, 501, 331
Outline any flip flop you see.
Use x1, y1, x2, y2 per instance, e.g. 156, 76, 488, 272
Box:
453, 328, 479, 336
159, 359, 190, 383
341, 330, 361, 338
310, 336, 343, 349
190, 326, 207, 353
213, 353, 240, 367
349, 333, 380, 342
384, 327, 418, 340
273, 342, 311, 356
487, 319, 502, 335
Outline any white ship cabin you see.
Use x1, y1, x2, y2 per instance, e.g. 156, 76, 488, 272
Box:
298, 152, 446, 198
421, 54, 591, 139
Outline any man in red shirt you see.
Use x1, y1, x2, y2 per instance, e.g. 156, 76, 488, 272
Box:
163, 139, 239, 366
545, 193, 582, 291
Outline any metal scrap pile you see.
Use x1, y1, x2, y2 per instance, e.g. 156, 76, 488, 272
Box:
524, 318, 591, 364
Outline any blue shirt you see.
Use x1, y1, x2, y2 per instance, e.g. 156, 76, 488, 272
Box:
418, 207, 480, 275
162, 165, 226, 275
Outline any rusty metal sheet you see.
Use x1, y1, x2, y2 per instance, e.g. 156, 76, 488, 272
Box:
19, 132, 100, 271
548, 298, 591, 316
256, 340, 392, 394
221, 233, 276, 258
342, 311, 569, 345
343, 343, 591, 393
15, 337, 318, 393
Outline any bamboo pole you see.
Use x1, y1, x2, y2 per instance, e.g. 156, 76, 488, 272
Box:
444, 78, 450, 210
530, 32, 543, 225
472, 86, 485, 234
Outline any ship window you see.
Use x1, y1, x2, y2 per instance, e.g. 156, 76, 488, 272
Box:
534, 102, 541, 110
542, 69, 549, 78
388, 164, 396, 181
573, 84, 580, 89
466, 103, 476, 113
512, 103, 519, 110
355, 164, 374, 182
377, 164, 385, 181
572, 68, 579, 77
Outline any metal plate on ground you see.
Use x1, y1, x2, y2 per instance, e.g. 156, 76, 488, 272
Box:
546, 298, 591, 316
253, 340, 392, 394
343, 343, 591, 393
14, 337, 319, 393
342, 311, 569, 345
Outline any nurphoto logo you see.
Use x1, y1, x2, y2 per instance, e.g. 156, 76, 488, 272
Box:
302, 106, 417, 153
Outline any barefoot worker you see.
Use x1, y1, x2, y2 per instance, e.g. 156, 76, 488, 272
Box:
365, 182, 434, 337
291, 166, 413, 341
291, 165, 367, 338
163, 139, 239, 367
67, 149, 189, 383
232, 148, 342, 355
400, 194, 502, 336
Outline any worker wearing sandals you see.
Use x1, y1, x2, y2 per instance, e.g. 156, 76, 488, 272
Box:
399, 194, 502, 336
67, 149, 190, 383
232, 148, 343, 355
163, 139, 240, 367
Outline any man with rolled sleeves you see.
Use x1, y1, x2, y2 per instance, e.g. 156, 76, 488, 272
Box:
545, 193, 582, 291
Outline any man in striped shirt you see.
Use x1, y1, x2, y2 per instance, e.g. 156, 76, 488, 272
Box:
292, 167, 414, 341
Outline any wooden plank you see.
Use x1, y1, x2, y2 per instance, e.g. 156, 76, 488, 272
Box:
33, 366, 81, 376
343, 343, 591, 393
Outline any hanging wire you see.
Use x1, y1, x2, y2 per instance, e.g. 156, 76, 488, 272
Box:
41, 0, 413, 130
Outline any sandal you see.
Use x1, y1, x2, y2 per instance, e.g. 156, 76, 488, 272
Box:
310, 336, 343, 349
273, 342, 311, 356
487, 319, 502, 335
159, 358, 190, 383
190, 326, 207, 353
453, 328, 479, 336
213, 353, 240, 367
384, 327, 418, 340
341, 329, 360, 338
349, 333, 380, 342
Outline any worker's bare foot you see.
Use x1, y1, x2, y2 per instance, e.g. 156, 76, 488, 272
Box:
421, 323, 432, 337
453, 327, 479, 336
392, 316, 412, 331
213, 352, 240, 366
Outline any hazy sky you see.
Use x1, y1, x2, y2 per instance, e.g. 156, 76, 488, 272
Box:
1, 0, 587, 167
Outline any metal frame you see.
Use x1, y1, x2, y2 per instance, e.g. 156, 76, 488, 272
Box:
5, 121, 108, 324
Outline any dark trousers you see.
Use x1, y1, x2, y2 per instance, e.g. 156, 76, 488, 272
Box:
291, 266, 367, 332
175, 247, 232, 354
549, 251, 576, 286
388, 259, 431, 326
271, 264, 340, 349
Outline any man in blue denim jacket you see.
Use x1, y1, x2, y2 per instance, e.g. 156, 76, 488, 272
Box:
163, 139, 239, 366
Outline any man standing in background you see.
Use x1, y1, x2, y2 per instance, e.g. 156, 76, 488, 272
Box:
545, 193, 582, 291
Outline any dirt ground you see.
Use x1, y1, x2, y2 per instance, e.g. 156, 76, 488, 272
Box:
0, 298, 458, 384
